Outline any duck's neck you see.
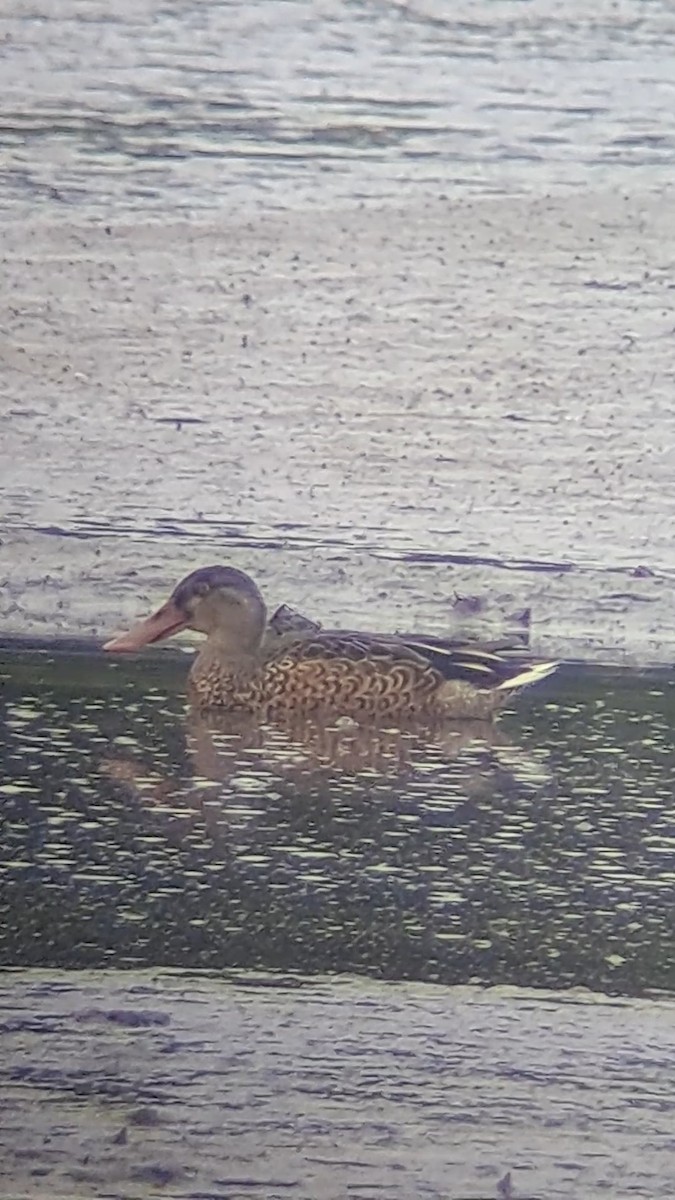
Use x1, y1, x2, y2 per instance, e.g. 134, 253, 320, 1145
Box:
189, 630, 263, 709
193, 636, 258, 678
201, 609, 266, 663
186, 592, 268, 706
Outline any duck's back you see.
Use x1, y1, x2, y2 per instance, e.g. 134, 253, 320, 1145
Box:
254, 632, 436, 717
256, 631, 550, 719
190, 627, 555, 718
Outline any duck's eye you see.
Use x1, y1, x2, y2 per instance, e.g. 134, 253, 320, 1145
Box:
193, 581, 211, 598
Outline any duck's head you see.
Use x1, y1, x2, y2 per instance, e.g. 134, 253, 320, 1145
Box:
103, 566, 267, 654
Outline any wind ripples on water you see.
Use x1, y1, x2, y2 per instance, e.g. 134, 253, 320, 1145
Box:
3, 1, 675, 213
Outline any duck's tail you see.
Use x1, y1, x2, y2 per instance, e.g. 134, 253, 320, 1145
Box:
495, 659, 558, 692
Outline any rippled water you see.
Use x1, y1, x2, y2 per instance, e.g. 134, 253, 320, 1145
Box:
3, 0, 675, 214
2, 649, 675, 996
4, 0, 675, 661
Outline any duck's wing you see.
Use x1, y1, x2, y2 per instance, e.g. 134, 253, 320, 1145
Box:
387, 635, 557, 692
274, 630, 556, 694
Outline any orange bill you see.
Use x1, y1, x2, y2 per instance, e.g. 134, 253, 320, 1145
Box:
103, 600, 187, 652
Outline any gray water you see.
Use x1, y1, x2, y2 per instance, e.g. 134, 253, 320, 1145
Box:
3, 1, 675, 664
4, 0, 675, 215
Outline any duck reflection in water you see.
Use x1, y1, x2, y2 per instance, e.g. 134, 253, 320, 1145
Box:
101, 706, 551, 812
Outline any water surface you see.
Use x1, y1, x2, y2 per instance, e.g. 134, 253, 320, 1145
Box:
3, 5, 675, 1195
2, 648, 674, 997
3, 2, 675, 658
3, 0, 675, 214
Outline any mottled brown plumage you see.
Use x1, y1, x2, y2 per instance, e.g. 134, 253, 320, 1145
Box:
104, 565, 557, 719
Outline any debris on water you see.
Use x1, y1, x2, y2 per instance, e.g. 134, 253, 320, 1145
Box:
130, 1164, 184, 1187
74, 1008, 170, 1028
452, 592, 484, 615
510, 608, 531, 627
129, 1107, 163, 1127
497, 1170, 514, 1199
152, 416, 207, 427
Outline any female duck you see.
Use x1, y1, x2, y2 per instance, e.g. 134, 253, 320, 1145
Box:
104, 565, 556, 719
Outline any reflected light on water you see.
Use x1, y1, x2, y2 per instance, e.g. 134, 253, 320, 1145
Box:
1, 648, 675, 996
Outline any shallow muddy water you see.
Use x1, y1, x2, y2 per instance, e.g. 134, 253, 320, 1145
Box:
2, 648, 675, 997
5, 970, 675, 1200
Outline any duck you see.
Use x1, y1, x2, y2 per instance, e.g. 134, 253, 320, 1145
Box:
103, 565, 557, 719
